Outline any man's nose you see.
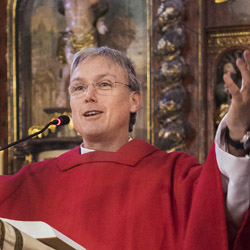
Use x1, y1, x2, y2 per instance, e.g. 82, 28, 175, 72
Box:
84, 84, 97, 103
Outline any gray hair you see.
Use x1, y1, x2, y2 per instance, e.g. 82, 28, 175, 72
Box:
70, 46, 141, 132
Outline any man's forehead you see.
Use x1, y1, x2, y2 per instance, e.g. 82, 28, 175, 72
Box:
79, 56, 121, 68
71, 56, 127, 80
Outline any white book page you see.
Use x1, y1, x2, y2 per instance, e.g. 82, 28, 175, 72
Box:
1, 218, 87, 250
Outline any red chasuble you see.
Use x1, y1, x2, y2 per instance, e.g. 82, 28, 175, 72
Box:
0, 139, 249, 250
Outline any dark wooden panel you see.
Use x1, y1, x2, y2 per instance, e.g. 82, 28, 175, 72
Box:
206, 0, 250, 28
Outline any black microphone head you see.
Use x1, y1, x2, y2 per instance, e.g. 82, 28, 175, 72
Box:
51, 115, 70, 126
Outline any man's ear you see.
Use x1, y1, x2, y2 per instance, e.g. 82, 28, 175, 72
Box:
130, 92, 142, 113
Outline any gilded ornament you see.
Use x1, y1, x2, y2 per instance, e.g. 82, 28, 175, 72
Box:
157, 0, 183, 28
207, 31, 250, 54
25, 154, 33, 164
213, 0, 229, 3
156, 83, 186, 122
57, 30, 96, 64
157, 117, 186, 152
160, 56, 185, 84
215, 104, 229, 125
28, 126, 48, 138
28, 113, 74, 139
157, 26, 185, 55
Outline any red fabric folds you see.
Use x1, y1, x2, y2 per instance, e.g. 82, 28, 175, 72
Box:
0, 139, 249, 250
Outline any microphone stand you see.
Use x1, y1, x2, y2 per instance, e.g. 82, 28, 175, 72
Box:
0, 122, 55, 151
0, 115, 70, 151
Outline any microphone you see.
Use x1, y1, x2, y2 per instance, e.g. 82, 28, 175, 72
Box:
50, 115, 70, 126
0, 115, 70, 151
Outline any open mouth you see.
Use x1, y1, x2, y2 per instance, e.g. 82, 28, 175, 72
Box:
83, 111, 103, 117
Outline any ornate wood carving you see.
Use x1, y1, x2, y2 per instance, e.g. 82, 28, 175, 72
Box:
153, 0, 189, 152
207, 28, 250, 55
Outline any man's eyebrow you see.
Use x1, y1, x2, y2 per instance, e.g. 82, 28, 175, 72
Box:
97, 73, 116, 78
71, 73, 118, 83
70, 77, 84, 83
93, 73, 118, 80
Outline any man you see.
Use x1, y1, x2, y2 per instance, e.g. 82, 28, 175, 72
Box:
0, 47, 250, 250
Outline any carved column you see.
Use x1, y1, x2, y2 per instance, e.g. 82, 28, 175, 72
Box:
154, 0, 189, 152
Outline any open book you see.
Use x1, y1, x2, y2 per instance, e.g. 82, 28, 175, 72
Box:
0, 218, 87, 250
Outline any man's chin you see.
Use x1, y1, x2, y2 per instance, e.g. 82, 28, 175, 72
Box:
80, 129, 106, 141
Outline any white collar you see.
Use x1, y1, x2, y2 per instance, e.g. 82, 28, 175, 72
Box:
80, 142, 95, 155
80, 136, 133, 155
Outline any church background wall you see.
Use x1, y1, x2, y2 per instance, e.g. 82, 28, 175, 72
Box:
0, 0, 250, 173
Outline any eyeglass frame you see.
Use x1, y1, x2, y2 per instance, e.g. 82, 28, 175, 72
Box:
68, 79, 132, 97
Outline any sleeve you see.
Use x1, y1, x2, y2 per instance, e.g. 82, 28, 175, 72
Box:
215, 114, 250, 228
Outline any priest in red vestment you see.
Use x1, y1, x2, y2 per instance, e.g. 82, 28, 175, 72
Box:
1, 47, 250, 250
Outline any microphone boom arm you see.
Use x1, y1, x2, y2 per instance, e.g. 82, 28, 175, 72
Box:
0, 115, 70, 151
0, 122, 53, 151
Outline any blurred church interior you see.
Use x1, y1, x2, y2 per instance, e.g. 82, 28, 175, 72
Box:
1, 0, 250, 174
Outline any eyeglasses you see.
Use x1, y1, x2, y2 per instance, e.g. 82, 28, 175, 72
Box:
68, 79, 131, 97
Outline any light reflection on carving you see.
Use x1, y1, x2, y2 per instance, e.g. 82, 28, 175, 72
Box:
154, 0, 188, 152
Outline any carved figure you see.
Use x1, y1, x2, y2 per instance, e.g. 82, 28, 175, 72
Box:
56, 0, 108, 108
215, 55, 242, 125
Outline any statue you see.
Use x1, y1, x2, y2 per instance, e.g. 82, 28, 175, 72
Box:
56, 0, 108, 108
215, 60, 242, 125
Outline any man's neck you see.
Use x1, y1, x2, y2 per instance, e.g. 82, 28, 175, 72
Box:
82, 134, 131, 152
